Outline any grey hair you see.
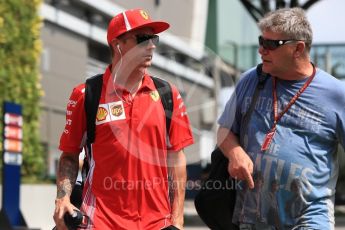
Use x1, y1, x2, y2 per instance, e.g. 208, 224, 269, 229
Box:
258, 7, 313, 52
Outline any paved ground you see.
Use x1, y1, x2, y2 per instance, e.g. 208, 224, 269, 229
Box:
184, 200, 345, 230
335, 216, 345, 230
185, 216, 345, 230
1, 185, 345, 230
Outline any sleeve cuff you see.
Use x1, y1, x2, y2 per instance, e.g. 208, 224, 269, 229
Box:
59, 145, 82, 154
168, 138, 194, 152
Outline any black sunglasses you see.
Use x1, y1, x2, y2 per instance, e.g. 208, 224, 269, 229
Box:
135, 34, 159, 46
258, 36, 299, 50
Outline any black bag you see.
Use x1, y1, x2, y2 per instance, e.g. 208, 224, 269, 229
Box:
194, 64, 269, 229
194, 147, 238, 230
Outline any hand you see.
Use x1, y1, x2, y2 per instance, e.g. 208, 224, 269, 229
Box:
164, 224, 183, 230
172, 224, 183, 230
171, 214, 184, 230
217, 128, 254, 189
53, 196, 77, 230
227, 146, 254, 189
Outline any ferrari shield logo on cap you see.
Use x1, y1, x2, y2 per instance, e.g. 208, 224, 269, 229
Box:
140, 10, 149, 20
150, 90, 160, 102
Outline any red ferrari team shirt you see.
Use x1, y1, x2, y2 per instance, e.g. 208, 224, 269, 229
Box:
59, 65, 194, 229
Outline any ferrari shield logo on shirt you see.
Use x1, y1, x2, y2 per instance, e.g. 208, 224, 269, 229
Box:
96, 104, 110, 125
109, 101, 126, 121
150, 90, 160, 102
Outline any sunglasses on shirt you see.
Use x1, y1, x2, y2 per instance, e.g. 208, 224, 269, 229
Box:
135, 34, 159, 46
258, 36, 300, 50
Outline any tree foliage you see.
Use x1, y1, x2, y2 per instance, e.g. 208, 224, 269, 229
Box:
240, 0, 321, 22
0, 0, 44, 180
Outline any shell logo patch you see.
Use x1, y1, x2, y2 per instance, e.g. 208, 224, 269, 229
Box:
140, 10, 149, 20
150, 90, 160, 102
96, 107, 108, 122
111, 104, 123, 117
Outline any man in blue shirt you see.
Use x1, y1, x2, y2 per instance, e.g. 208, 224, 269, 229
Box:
218, 7, 345, 230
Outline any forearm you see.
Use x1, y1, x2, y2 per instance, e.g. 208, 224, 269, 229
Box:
217, 127, 255, 188
217, 127, 242, 160
56, 152, 79, 199
53, 152, 79, 228
168, 150, 187, 228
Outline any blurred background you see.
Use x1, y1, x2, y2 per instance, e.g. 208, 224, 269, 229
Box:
0, 0, 345, 229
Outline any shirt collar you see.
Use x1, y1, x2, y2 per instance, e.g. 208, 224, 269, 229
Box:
103, 65, 156, 95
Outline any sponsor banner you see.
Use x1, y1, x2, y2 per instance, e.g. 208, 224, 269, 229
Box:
4, 113, 23, 127
4, 125, 23, 140
4, 139, 22, 153
2, 101, 24, 226
4, 152, 22, 166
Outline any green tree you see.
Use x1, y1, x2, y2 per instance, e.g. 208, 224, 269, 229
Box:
0, 0, 44, 180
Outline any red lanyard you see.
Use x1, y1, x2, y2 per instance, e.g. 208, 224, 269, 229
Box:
261, 65, 316, 151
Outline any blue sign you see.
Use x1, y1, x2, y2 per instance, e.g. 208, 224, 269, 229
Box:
1, 101, 28, 228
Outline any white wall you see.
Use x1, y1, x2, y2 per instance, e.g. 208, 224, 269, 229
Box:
0, 185, 56, 230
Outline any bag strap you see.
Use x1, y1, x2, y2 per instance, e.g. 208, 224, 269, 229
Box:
84, 74, 103, 144
151, 76, 174, 133
256, 63, 270, 89
240, 64, 269, 145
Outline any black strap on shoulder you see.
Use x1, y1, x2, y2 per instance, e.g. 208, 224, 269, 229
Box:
240, 63, 270, 146
151, 76, 174, 133
248, 63, 270, 113
256, 63, 270, 89
84, 74, 103, 144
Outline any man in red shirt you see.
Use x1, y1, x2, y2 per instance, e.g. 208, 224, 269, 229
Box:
53, 8, 194, 230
